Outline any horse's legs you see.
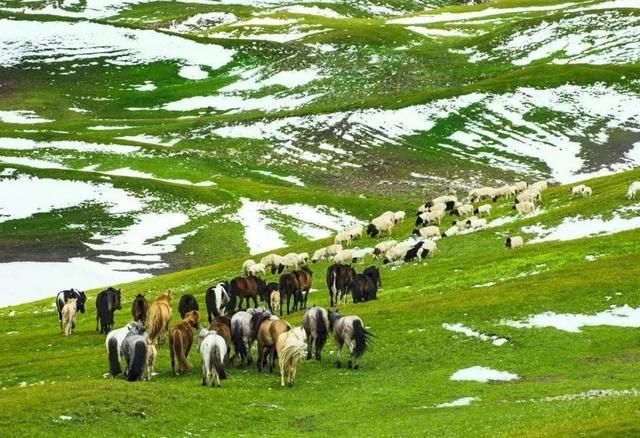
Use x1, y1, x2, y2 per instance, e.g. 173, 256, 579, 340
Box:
202, 364, 207, 386
335, 339, 343, 368
315, 337, 323, 361
306, 335, 313, 360
291, 361, 299, 386
252, 295, 258, 308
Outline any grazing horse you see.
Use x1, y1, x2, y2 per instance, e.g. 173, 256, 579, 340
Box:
230, 308, 264, 365
121, 322, 148, 381
197, 328, 228, 387
228, 276, 261, 311
96, 287, 122, 334
326, 264, 355, 306
329, 311, 373, 370
56, 289, 86, 329
293, 267, 313, 310
106, 322, 141, 376
169, 310, 200, 375
61, 298, 77, 336
302, 306, 329, 361
147, 291, 172, 345
205, 282, 229, 323
351, 266, 381, 303
276, 326, 308, 387
278, 273, 299, 316
131, 294, 148, 323
208, 315, 232, 361
178, 294, 199, 319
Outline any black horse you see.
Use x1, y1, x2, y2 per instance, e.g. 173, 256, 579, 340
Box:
326, 264, 355, 307
56, 289, 86, 329
278, 273, 299, 316
96, 287, 122, 334
178, 294, 200, 319
351, 266, 381, 303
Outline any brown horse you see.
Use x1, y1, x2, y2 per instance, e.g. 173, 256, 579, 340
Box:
131, 294, 148, 323
147, 291, 172, 345
254, 313, 291, 372
208, 315, 232, 361
169, 310, 200, 375
293, 267, 313, 310
228, 276, 265, 311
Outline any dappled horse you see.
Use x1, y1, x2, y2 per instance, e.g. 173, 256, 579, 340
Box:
329, 311, 374, 369
131, 294, 148, 323
169, 310, 200, 375
230, 308, 265, 366
147, 291, 172, 345
96, 287, 122, 334
197, 328, 228, 387
205, 282, 230, 323
178, 294, 199, 319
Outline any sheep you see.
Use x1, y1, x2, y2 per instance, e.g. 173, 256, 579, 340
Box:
351, 248, 373, 263
441, 225, 459, 238
581, 186, 592, 198
242, 259, 256, 276
530, 180, 548, 191
373, 240, 398, 258
404, 241, 427, 263
367, 216, 395, 238
516, 188, 541, 204
413, 226, 439, 240
297, 252, 309, 265
427, 195, 457, 207
311, 248, 326, 263
452, 219, 468, 231
429, 202, 448, 213
393, 211, 406, 223
333, 250, 354, 264
379, 211, 396, 222
334, 231, 352, 246
324, 244, 343, 258
571, 184, 587, 197
513, 181, 528, 193
416, 210, 444, 227
247, 263, 266, 277
469, 187, 495, 202
474, 204, 492, 217
278, 253, 300, 273
451, 203, 474, 218
627, 181, 640, 199
419, 239, 437, 257
514, 200, 535, 215
493, 185, 515, 201
345, 223, 364, 240
382, 246, 408, 264
261, 254, 283, 273
466, 217, 487, 231
505, 236, 524, 249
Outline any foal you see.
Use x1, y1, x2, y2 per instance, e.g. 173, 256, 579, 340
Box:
61, 298, 78, 336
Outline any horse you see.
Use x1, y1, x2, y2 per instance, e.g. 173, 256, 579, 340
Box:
56, 289, 86, 329
302, 306, 329, 361
197, 328, 228, 387
106, 321, 141, 376
276, 326, 308, 387
293, 267, 313, 310
143, 340, 157, 381
168, 310, 200, 375
230, 308, 264, 366
227, 276, 262, 311
208, 315, 232, 361
326, 264, 355, 306
121, 322, 148, 381
270, 289, 281, 314
178, 294, 199, 319
205, 282, 229, 323
351, 266, 381, 303
147, 291, 172, 345
131, 294, 148, 323
329, 311, 373, 370
251, 311, 288, 372
96, 287, 122, 334
278, 273, 299, 316
61, 298, 77, 336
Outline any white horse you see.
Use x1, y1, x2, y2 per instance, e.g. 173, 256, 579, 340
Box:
328, 312, 373, 370
61, 298, 77, 336
197, 328, 228, 387
276, 326, 308, 387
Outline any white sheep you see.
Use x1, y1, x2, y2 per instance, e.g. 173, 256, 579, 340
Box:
373, 240, 398, 258
247, 263, 266, 277
453, 204, 474, 218
466, 217, 487, 231
441, 225, 459, 238
279, 253, 300, 272
515, 201, 535, 215
530, 180, 548, 191
379, 211, 396, 222
367, 216, 395, 238
311, 248, 326, 263
505, 236, 524, 249
334, 231, 352, 246
513, 181, 528, 193
627, 181, 640, 199
297, 253, 309, 265
345, 223, 364, 240
382, 245, 409, 263
429, 203, 447, 213
430, 195, 457, 206
571, 184, 587, 197
474, 204, 492, 217
242, 259, 256, 276
351, 248, 373, 263
414, 226, 440, 240
393, 211, 406, 223
470, 187, 495, 202
581, 186, 592, 198
324, 244, 343, 257
516, 189, 541, 204
419, 239, 438, 257
333, 250, 354, 264
260, 254, 283, 272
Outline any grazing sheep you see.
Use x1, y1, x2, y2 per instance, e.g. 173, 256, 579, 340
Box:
279, 253, 301, 273
333, 250, 354, 265
247, 263, 266, 277
582, 186, 592, 198
413, 226, 439, 239
474, 204, 492, 217
514, 200, 535, 215
416, 210, 444, 227
393, 211, 406, 224
466, 217, 488, 231
441, 225, 459, 238
311, 248, 326, 263
335, 231, 352, 246
516, 189, 541, 204
351, 248, 373, 264
428, 195, 457, 207
404, 241, 427, 263
382, 244, 412, 264
420, 239, 437, 257
627, 181, 640, 199
367, 216, 395, 238
452, 220, 468, 231
451, 203, 474, 218
571, 184, 587, 197
242, 259, 256, 276
505, 236, 524, 249
373, 240, 398, 258
429, 202, 448, 213
513, 181, 528, 193
345, 223, 365, 240
492, 185, 515, 201
470, 187, 495, 202
530, 180, 548, 191
324, 244, 343, 258
379, 211, 396, 222
261, 254, 283, 273
297, 252, 309, 265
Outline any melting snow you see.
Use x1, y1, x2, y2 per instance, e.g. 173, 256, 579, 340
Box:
132, 82, 156, 92
442, 322, 508, 346
252, 170, 304, 186
178, 65, 209, 80
436, 397, 479, 408
163, 92, 320, 113
0, 137, 139, 154
450, 366, 519, 382
220, 67, 321, 92
232, 18, 297, 26
0, 110, 52, 124
269, 5, 343, 18
166, 12, 237, 33
117, 135, 179, 147
502, 305, 640, 333
407, 27, 473, 37
210, 28, 327, 43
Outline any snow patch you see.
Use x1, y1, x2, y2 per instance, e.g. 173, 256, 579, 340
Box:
442, 322, 508, 346
436, 397, 479, 408
0, 110, 52, 124
450, 366, 519, 382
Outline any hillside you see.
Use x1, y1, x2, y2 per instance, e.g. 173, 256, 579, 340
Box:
1, 168, 640, 436
1, 0, 640, 302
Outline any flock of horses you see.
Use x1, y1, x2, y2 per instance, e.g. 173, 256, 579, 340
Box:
53, 260, 379, 388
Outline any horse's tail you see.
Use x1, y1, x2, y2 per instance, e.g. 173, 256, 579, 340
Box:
107, 336, 122, 376
316, 308, 329, 351
146, 306, 163, 345
280, 339, 307, 367
352, 319, 373, 359
330, 268, 338, 302
172, 331, 189, 374
127, 339, 146, 381
231, 321, 246, 360
211, 342, 227, 380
